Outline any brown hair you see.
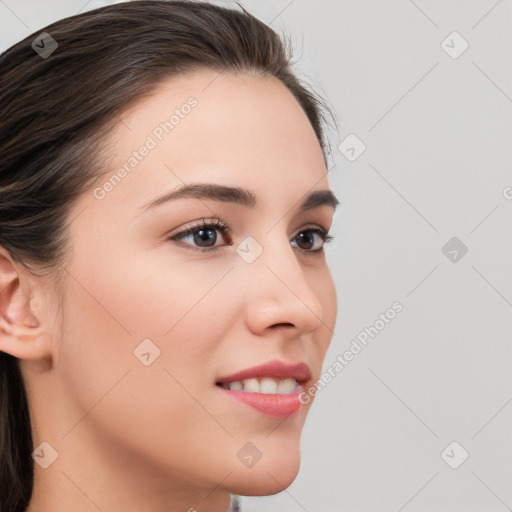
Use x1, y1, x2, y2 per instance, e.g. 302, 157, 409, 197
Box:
0, 1, 335, 509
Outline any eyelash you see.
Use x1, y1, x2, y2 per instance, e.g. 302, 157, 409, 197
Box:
167, 218, 335, 254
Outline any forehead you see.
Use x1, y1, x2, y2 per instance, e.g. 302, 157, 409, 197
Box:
90, 69, 328, 215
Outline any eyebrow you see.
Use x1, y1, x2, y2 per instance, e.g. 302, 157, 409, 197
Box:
137, 183, 340, 214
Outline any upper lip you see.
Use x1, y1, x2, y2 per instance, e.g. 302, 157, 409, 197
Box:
216, 360, 312, 385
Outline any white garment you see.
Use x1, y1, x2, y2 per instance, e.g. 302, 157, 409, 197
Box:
228, 494, 241, 511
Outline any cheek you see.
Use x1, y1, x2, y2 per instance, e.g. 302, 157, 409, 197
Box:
63, 242, 233, 346
56, 248, 238, 463
58, 246, 237, 383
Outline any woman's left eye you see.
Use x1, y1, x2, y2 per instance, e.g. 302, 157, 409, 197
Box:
167, 219, 334, 253
290, 228, 334, 252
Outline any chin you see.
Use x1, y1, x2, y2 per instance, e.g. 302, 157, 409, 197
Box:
227, 446, 301, 496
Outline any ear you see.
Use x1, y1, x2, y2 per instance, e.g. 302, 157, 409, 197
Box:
0, 247, 53, 361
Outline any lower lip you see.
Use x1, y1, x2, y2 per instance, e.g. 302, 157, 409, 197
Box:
217, 386, 304, 418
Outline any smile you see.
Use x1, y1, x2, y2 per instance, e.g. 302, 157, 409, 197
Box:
215, 360, 311, 418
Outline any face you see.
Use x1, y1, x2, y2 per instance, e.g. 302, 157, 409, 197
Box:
45, 70, 338, 498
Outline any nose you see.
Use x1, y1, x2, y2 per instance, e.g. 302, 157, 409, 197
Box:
242, 238, 324, 338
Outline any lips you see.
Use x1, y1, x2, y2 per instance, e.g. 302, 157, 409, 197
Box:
216, 361, 311, 386
215, 361, 311, 418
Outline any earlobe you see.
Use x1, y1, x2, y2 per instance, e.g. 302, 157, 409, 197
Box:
0, 249, 50, 361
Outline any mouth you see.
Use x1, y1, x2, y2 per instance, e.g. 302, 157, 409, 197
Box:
215, 361, 311, 418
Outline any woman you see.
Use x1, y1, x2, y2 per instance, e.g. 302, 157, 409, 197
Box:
0, 1, 340, 510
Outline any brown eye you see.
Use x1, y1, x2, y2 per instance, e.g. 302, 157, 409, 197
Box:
168, 219, 231, 252
291, 228, 334, 252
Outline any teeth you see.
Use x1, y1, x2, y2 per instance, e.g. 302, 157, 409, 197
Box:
260, 377, 277, 394
220, 377, 299, 394
243, 378, 260, 393
277, 378, 296, 394
229, 381, 243, 391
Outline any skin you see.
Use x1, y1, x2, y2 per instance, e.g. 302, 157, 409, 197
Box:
0, 69, 338, 512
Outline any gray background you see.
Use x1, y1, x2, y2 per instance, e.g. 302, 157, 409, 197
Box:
1, 1, 510, 511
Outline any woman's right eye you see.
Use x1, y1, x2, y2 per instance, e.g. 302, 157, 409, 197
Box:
167, 219, 232, 252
